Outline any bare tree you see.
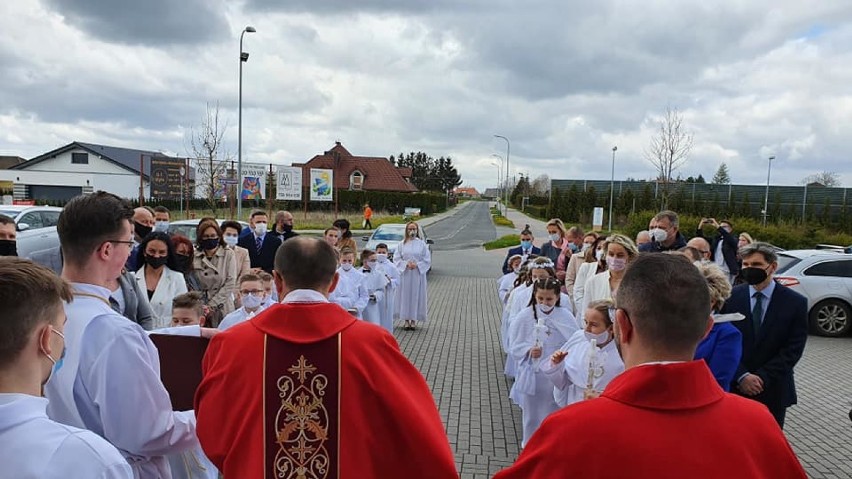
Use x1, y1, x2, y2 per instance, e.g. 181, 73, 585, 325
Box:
530, 174, 551, 196
645, 107, 693, 209
801, 171, 841, 187
187, 102, 232, 215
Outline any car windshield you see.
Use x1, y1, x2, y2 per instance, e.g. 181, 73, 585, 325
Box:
0, 210, 20, 219
776, 254, 802, 274
373, 227, 404, 241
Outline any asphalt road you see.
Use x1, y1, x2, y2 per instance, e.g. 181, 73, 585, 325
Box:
425, 201, 497, 251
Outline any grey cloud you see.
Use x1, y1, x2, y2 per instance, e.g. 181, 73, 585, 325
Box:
41, 0, 230, 45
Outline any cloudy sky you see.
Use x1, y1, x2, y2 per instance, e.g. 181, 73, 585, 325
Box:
2, 0, 851, 192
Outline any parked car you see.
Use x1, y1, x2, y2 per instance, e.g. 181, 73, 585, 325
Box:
168, 219, 250, 242
362, 223, 434, 264
0, 205, 63, 259
774, 249, 852, 337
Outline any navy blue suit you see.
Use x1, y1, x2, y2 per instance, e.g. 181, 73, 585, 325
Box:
694, 321, 742, 391
238, 233, 282, 274
720, 282, 808, 427
502, 245, 541, 274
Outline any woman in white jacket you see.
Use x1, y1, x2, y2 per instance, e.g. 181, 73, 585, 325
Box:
579, 234, 638, 324
134, 232, 188, 330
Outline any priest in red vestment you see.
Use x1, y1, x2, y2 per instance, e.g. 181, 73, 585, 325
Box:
494, 254, 807, 479
195, 237, 458, 479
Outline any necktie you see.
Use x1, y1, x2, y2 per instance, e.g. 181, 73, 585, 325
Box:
255, 236, 263, 255
751, 292, 764, 335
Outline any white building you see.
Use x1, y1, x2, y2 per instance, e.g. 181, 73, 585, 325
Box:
2, 142, 189, 202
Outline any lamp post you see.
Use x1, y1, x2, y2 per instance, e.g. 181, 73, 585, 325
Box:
609, 146, 617, 232
494, 135, 510, 212
491, 154, 504, 213
763, 155, 775, 227
237, 25, 256, 221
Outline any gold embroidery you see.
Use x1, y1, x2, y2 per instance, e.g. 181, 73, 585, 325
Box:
274, 354, 330, 479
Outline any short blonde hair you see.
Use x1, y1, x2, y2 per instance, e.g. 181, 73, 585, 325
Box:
696, 263, 732, 310
739, 232, 754, 245
545, 218, 566, 237
604, 233, 639, 259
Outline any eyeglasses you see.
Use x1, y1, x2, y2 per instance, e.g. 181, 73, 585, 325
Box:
106, 240, 134, 247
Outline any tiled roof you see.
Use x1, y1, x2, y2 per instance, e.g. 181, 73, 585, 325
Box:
301, 143, 418, 193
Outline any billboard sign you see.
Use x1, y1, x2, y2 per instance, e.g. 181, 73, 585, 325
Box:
150, 156, 186, 199
310, 169, 333, 202
276, 167, 303, 201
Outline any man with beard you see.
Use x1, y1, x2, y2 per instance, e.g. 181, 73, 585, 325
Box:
0, 214, 17, 257
272, 210, 298, 243
494, 253, 806, 479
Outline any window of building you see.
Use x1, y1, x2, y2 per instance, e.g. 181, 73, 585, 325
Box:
71, 152, 88, 164
350, 171, 363, 190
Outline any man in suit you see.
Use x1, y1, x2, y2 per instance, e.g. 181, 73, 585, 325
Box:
696, 218, 740, 283
501, 225, 541, 274
720, 242, 808, 428
238, 210, 282, 274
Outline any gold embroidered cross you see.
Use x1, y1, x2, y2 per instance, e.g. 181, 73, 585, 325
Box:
288, 355, 317, 384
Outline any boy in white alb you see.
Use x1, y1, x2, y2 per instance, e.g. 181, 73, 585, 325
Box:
359, 249, 390, 329
375, 243, 400, 331
0, 258, 133, 479
219, 273, 268, 331
329, 248, 369, 318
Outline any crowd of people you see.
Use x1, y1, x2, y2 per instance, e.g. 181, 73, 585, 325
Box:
494, 209, 809, 476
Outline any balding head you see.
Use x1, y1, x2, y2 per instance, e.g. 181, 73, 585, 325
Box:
636, 230, 651, 246
273, 236, 338, 298
133, 207, 154, 227
686, 237, 711, 261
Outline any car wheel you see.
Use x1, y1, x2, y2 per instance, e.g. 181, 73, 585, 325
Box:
809, 299, 852, 337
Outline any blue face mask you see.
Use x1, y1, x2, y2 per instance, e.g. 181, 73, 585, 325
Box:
43, 328, 66, 385
520, 240, 532, 250
567, 242, 579, 253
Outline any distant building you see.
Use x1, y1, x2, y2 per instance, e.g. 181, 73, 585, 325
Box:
296, 142, 418, 193
4, 141, 193, 202
0, 156, 26, 170
482, 188, 500, 199
453, 186, 481, 198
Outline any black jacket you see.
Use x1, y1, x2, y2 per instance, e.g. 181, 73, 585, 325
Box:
638, 232, 687, 253
238, 233, 283, 273
720, 283, 808, 410
697, 226, 740, 275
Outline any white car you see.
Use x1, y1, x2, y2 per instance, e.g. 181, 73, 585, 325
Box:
774, 249, 852, 337
0, 205, 63, 259
168, 219, 250, 242
362, 223, 434, 262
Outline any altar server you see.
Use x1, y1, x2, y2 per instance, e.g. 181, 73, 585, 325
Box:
330, 248, 369, 318
0, 257, 133, 479
359, 249, 390, 329
375, 243, 400, 331
497, 254, 523, 305
507, 277, 578, 447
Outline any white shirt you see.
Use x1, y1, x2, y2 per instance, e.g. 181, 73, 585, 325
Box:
45, 283, 198, 479
218, 306, 265, 331
281, 289, 329, 303
0, 393, 133, 479
714, 240, 729, 273
329, 267, 369, 316
135, 266, 188, 330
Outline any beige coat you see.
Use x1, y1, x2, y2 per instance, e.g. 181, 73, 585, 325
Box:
194, 246, 237, 315
231, 245, 251, 280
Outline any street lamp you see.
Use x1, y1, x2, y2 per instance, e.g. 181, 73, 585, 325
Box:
491, 154, 504, 213
491, 161, 502, 204
763, 155, 775, 227
609, 146, 617, 232
494, 135, 510, 212
237, 25, 256, 221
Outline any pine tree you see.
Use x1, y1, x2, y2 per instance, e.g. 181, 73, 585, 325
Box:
712, 162, 731, 184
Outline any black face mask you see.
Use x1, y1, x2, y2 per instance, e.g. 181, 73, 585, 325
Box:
135, 222, 153, 239
0, 240, 17, 257
175, 254, 192, 272
281, 223, 293, 233
200, 238, 220, 251
145, 254, 168, 269
740, 266, 770, 285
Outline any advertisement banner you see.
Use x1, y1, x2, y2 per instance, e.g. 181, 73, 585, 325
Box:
310, 168, 334, 202
592, 207, 604, 231
240, 163, 270, 200
150, 156, 186, 199
276, 167, 303, 201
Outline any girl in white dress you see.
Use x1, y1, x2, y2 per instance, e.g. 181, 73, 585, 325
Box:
394, 222, 431, 330
579, 234, 639, 325
507, 277, 579, 447
359, 249, 390, 329
497, 254, 522, 305
542, 299, 625, 408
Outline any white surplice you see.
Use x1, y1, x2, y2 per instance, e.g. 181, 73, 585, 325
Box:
45, 283, 198, 479
507, 306, 579, 447
0, 393, 133, 479
497, 272, 518, 306
358, 266, 390, 329
329, 267, 369, 318
376, 256, 400, 331
541, 329, 624, 408
394, 238, 431, 322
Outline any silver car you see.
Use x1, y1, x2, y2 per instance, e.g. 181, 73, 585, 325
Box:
775, 249, 852, 337
0, 205, 63, 259
362, 223, 433, 262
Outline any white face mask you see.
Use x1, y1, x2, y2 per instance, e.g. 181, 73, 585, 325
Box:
595, 249, 604, 261
650, 228, 668, 242
537, 304, 556, 315
367, 260, 378, 268
254, 222, 268, 236
408, 229, 417, 238
341, 263, 353, 272
153, 221, 169, 233
585, 330, 611, 345
242, 293, 264, 310
376, 253, 388, 263
581, 243, 591, 252
548, 233, 561, 243
223, 235, 239, 247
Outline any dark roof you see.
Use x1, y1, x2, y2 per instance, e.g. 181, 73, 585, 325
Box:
11, 141, 179, 180
0, 156, 26, 169
301, 143, 418, 193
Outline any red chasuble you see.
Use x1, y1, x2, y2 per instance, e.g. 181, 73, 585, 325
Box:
494, 361, 807, 479
195, 302, 458, 479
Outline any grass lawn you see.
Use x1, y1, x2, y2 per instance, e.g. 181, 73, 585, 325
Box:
490, 207, 514, 228
484, 234, 520, 250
